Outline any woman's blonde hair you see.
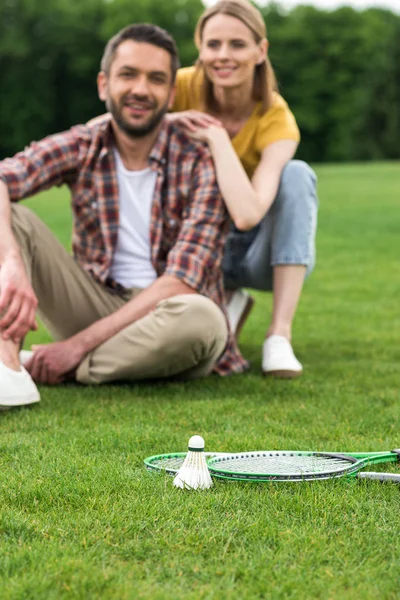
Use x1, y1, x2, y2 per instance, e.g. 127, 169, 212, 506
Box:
194, 0, 278, 114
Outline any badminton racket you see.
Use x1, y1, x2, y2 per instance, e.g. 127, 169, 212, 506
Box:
144, 449, 400, 482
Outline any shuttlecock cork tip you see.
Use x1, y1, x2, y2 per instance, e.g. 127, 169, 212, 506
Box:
188, 435, 205, 451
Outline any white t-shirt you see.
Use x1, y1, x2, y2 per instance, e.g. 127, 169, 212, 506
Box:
109, 151, 158, 288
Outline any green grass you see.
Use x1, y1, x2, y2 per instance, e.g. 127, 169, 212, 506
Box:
1, 162, 400, 599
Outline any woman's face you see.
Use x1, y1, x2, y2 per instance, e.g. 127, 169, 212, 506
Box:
199, 13, 266, 90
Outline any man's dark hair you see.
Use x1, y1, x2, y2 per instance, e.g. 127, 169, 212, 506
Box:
101, 23, 180, 82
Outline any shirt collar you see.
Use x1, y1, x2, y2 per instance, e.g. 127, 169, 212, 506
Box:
98, 118, 116, 160
98, 117, 169, 167
148, 119, 169, 166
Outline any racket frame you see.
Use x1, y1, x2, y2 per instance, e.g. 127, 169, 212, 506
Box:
144, 449, 400, 482
207, 450, 399, 482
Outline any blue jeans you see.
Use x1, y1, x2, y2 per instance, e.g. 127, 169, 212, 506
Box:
222, 160, 318, 291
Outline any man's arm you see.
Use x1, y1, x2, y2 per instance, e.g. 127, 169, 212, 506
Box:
0, 127, 85, 342
0, 183, 38, 341
0, 127, 83, 202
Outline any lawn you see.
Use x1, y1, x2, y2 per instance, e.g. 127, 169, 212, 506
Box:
1, 162, 399, 599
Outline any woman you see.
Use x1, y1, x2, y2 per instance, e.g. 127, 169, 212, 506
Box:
168, 0, 318, 378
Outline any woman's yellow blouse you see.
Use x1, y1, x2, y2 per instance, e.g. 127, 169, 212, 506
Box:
172, 66, 300, 179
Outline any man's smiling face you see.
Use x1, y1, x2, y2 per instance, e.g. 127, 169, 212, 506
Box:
98, 39, 175, 138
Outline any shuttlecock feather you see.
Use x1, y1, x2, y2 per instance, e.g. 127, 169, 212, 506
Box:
173, 435, 213, 490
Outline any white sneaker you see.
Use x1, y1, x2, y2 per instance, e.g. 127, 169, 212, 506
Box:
0, 361, 40, 408
226, 290, 255, 339
262, 335, 303, 378
19, 350, 34, 366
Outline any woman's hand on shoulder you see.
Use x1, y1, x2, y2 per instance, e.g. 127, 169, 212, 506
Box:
167, 110, 223, 134
189, 124, 231, 147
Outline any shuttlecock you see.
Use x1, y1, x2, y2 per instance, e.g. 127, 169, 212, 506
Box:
173, 435, 213, 490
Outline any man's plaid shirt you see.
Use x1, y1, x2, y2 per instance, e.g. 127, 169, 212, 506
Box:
0, 116, 248, 375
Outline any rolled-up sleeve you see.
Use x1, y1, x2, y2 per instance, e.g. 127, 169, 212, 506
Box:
0, 126, 85, 201
165, 152, 228, 294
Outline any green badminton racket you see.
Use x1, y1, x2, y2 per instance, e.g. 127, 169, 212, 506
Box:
144, 449, 400, 482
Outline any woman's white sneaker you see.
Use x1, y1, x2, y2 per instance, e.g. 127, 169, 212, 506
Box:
0, 362, 40, 408
262, 335, 303, 378
226, 290, 255, 340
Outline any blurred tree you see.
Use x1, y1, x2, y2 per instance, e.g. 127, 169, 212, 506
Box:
0, 0, 105, 157
0, 0, 399, 162
101, 0, 203, 67
263, 4, 400, 162
350, 9, 400, 160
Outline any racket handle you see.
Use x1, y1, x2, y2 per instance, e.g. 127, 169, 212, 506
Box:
358, 472, 400, 483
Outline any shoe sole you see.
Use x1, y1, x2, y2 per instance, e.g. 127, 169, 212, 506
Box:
235, 296, 255, 341
263, 369, 303, 379
0, 393, 40, 408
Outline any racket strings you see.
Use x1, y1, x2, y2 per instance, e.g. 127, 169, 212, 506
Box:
147, 456, 185, 471
209, 452, 356, 476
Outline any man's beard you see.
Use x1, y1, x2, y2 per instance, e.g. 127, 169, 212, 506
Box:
107, 94, 170, 138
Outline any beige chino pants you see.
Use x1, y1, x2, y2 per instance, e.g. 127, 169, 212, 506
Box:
11, 205, 228, 384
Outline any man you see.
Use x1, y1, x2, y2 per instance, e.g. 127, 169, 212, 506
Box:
0, 24, 248, 409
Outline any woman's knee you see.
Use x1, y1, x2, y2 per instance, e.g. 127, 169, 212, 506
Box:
281, 160, 317, 187
275, 160, 318, 217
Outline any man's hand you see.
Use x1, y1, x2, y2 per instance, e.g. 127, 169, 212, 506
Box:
25, 340, 86, 385
0, 253, 38, 342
